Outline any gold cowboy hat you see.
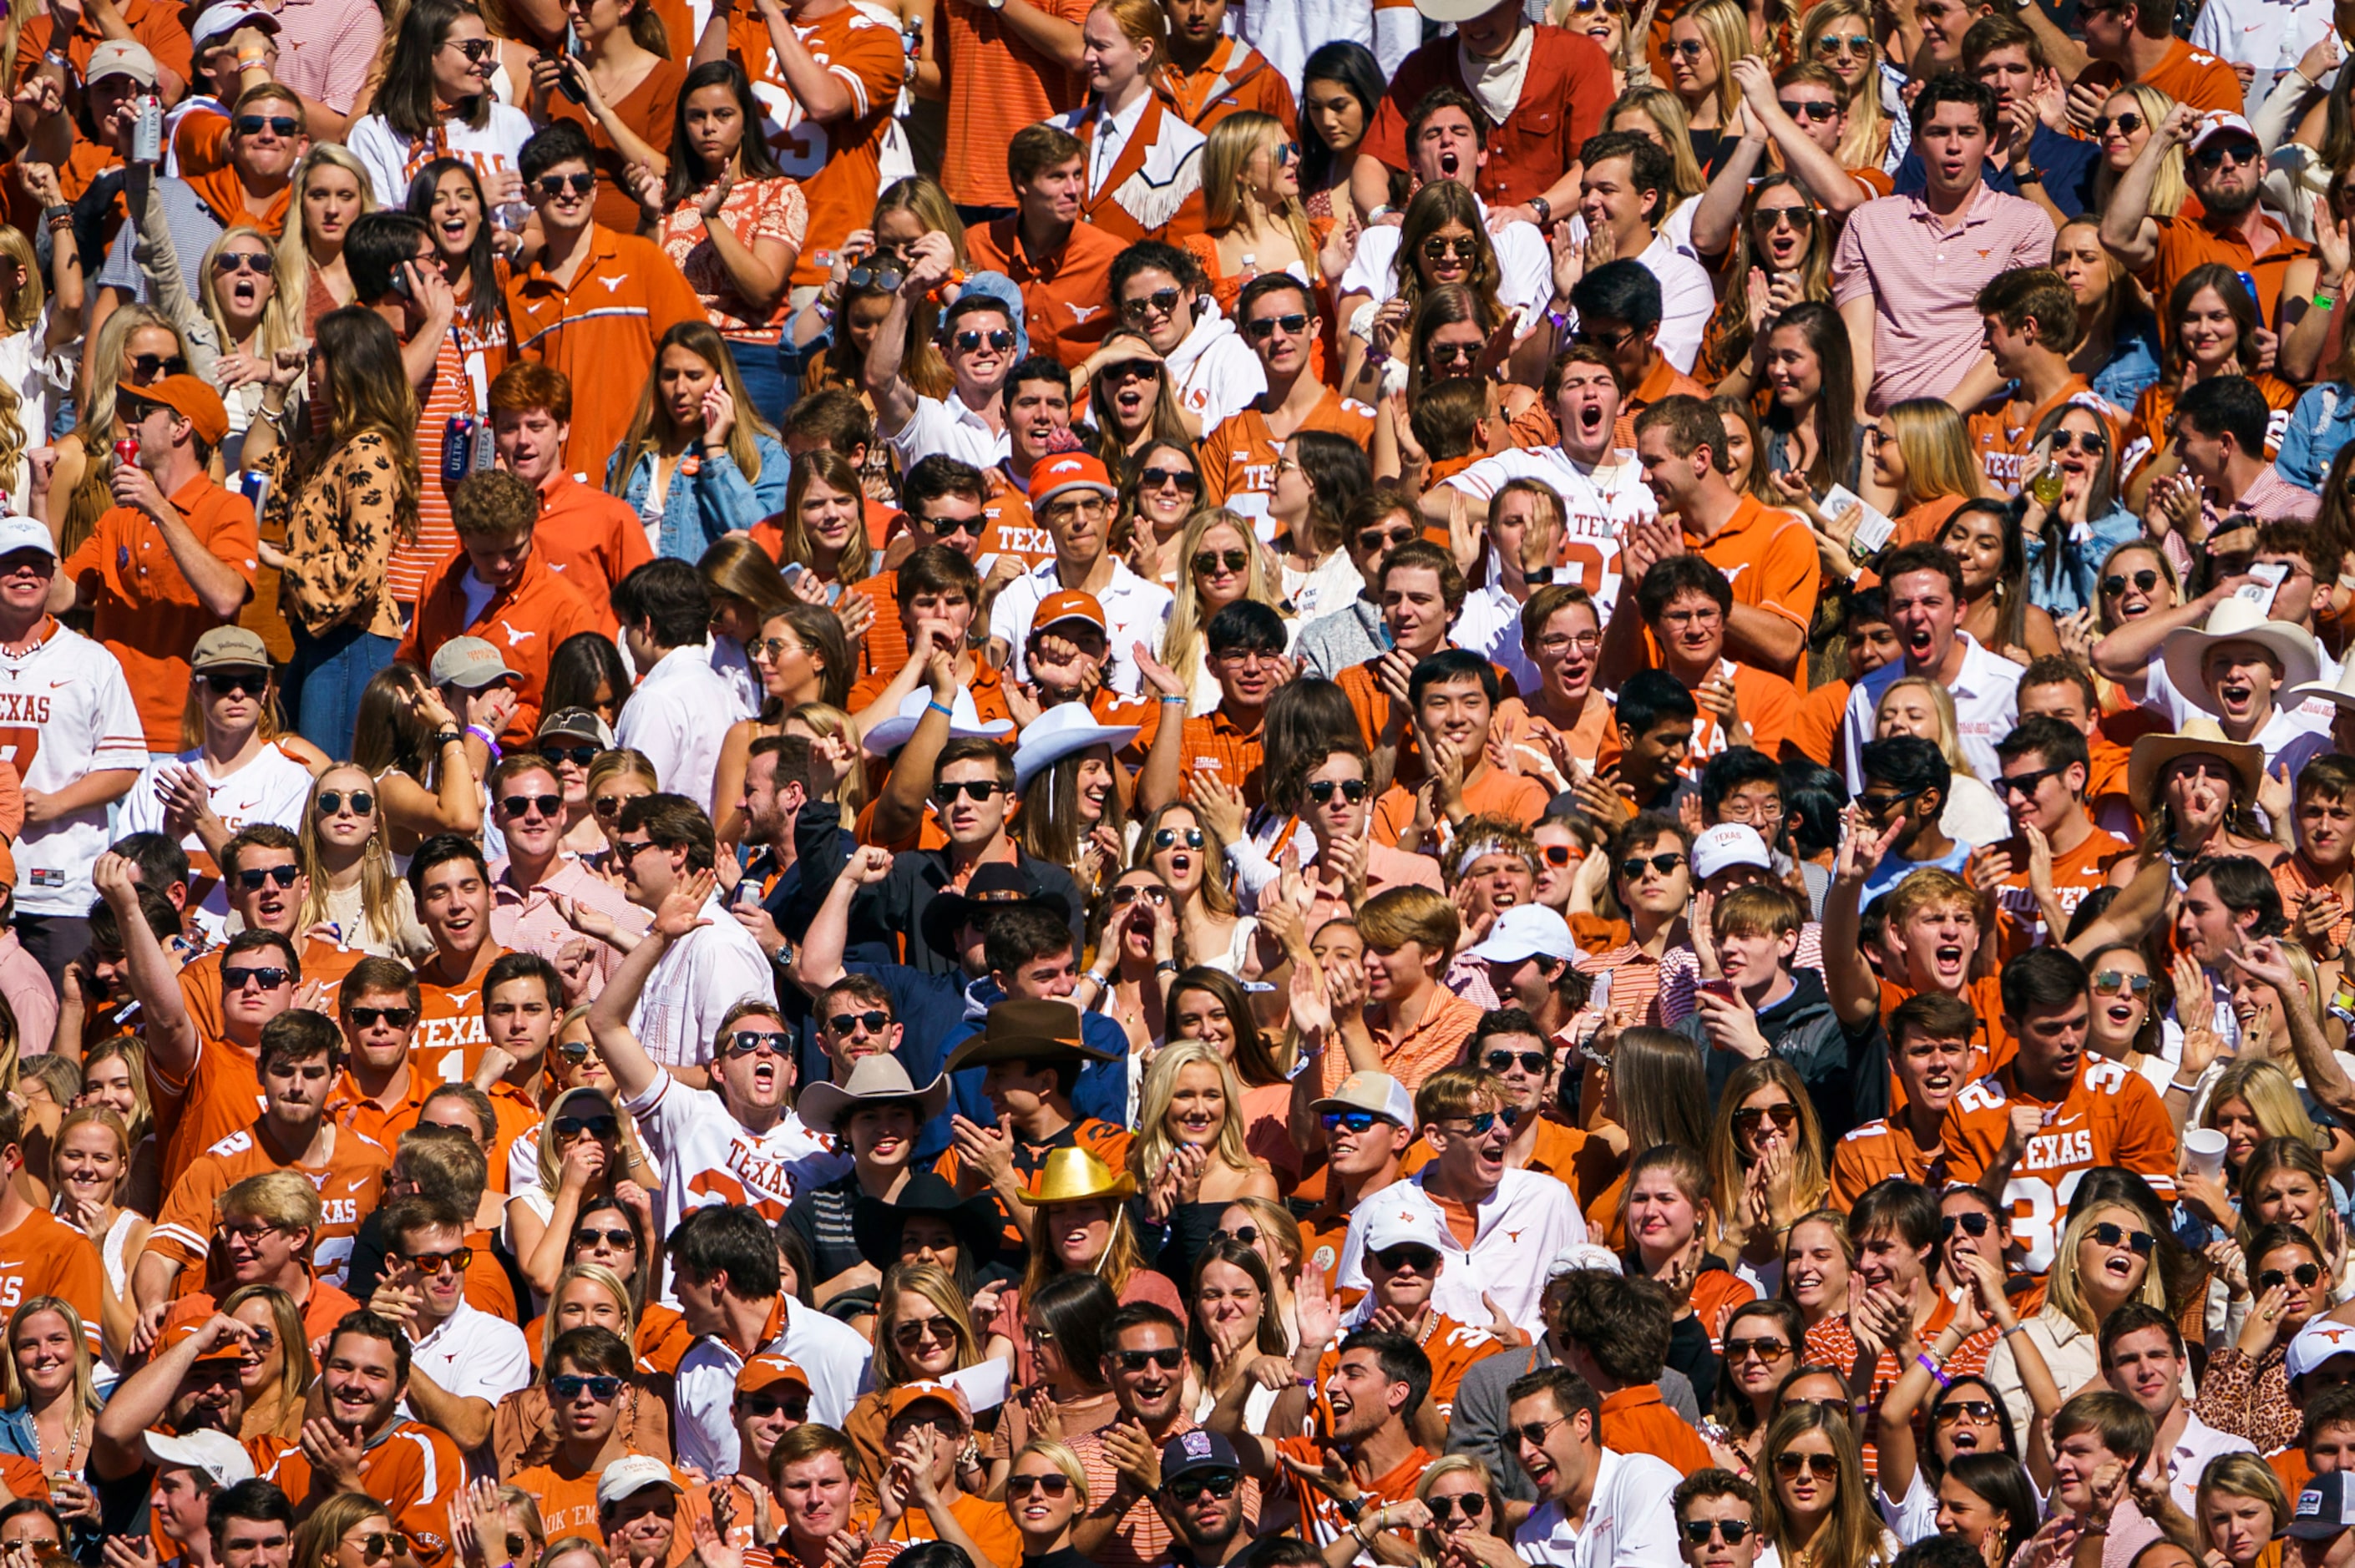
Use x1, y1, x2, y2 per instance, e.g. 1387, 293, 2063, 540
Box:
2126, 717, 2265, 805
1016, 1146, 1137, 1206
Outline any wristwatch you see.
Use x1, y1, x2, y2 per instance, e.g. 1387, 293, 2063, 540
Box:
1528, 195, 1551, 224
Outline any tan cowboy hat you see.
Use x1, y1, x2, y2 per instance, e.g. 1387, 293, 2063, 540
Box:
1015, 1146, 1137, 1206
2126, 717, 2265, 804
2160, 597, 2322, 711
794, 1055, 951, 1137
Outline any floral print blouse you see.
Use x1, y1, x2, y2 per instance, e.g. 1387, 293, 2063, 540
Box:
656, 177, 810, 344
261, 429, 408, 641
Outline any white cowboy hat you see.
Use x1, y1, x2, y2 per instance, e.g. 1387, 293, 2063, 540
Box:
861, 685, 1015, 756
793, 1053, 951, 1136
2288, 657, 2355, 714
2160, 597, 2321, 715
1010, 702, 1141, 792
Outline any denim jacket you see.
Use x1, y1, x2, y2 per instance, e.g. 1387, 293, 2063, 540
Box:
610, 432, 793, 561
2277, 381, 2355, 494
2024, 505, 2145, 618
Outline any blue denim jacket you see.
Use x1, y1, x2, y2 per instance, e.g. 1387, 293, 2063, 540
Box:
2090, 316, 2165, 412
610, 432, 793, 561
2277, 381, 2355, 493
2024, 506, 2145, 619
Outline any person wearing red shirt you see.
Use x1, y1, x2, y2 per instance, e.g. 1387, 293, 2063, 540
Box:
489, 362, 654, 634
397, 470, 602, 748
1357, 0, 1611, 225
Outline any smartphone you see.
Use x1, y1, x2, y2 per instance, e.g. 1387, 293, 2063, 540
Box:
555, 23, 588, 102
1700, 979, 1737, 1004
2237, 559, 2290, 608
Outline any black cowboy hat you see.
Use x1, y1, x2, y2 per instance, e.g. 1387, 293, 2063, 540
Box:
853, 1171, 1005, 1273
918, 862, 1073, 959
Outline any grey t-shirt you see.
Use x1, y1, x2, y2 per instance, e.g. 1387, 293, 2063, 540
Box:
93, 175, 220, 306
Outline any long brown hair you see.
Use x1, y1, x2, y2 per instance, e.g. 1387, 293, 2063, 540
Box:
1703, 175, 1831, 380
608, 320, 777, 493
772, 449, 874, 582
1392, 181, 1501, 326
302, 307, 421, 546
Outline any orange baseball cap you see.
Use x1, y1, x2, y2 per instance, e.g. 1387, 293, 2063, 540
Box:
884, 1379, 971, 1426
163, 1318, 243, 1365
1026, 452, 1116, 509
1033, 589, 1107, 635
125, 375, 231, 448
736, 1355, 812, 1397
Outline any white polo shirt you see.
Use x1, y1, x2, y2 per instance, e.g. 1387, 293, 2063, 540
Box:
990, 558, 1173, 694
404, 1298, 532, 1409
1334, 1169, 1586, 1338
1514, 1449, 1684, 1568
1840, 633, 2022, 792
2164, 1412, 2257, 1515
888, 392, 1011, 474
674, 1294, 873, 1476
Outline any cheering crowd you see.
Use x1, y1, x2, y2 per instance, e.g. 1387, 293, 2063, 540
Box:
5, 0, 2355, 1563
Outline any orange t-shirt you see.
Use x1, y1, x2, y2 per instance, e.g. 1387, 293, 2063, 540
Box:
545, 59, 686, 235
396, 551, 602, 746
1785, 675, 1850, 766
149, 1034, 266, 1194
2135, 208, 2313, 338
1174, 707, 1269, 807
1601, 1383, 1714, 1476
1596, 656, 1799, 777
145, 1119, 389, 1293
1612, 354, 1706, 452
11, 0, 191, 90
0, 1210, 104, 1353
1682, 496, 1819, 683
261, 1420, 465, 1566
160, 1278, 361, 1351
1942, 1055, 2181, 1274
1367, 766, 1552, 844
1275, 1437, 1432, 1552
981, 472, 1056, 574
1334, 652, 1522, 787
882, 1490, 1022, 1568
61, 477, 260, 752
413, 945, 514, 1085
506, 225, 705, 482
2077, 38, 2242, 117
964, 217, 1126, 369
1990, 826, 2134, 960
534, 473, 656, 635
1830, 1117, 1953, 1207
938, 0, 1092, 208
1314, 1313, 1501, 1419
327, 1065, 438, 1150
726, 7, 903, 290
1199, 393, 1379, 516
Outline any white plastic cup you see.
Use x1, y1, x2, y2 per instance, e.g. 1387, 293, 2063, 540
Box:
2185, 1127, 2229, 1180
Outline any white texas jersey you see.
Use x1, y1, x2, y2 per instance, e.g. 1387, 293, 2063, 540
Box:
0, 621, 146, 917
1441, 445, 1657, 626
118, 742, 316, 915
622, 1071, 828, 1287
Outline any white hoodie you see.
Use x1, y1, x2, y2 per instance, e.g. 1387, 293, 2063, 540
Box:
1162, 304, 1266, 435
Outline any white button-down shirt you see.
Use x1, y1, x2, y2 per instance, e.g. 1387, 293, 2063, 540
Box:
889, 392, 1010, 473
1841, 632, 2022, 792
405, 1298, 532, 1408
627, 891, 775, 1068
1340, 197, 1552, 316
612, 644, 752, 814
1334, 1169, 1587, 1338
990, 558, 1173, 694
1514, 1449, 1685, 1568
674, 1294, 873, 1476
2165, 1412, 2258, 1515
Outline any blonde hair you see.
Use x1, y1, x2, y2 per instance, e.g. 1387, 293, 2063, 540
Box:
200, 225, 300, 362
783, 701, 868, 815
0, 227, 40, 497
1010, 1437, 1091, 1505
535, 1087, 625, 1196
1683, 0, 1753, 127
1127, 1042, 1255, 1191
296, 764, 410, 955
2047, 1201, 2167, 1333
608, 321, 777, 495
80, 1038, 153, 1146
1199, 113, 1321, 285
1221, 1195, 1304, 1282
1800, 0, 1888, 169
1758, 1403, 1887, 1568
1609, 88, 1705, 205
68, 305, 185, 559
292, 1495, 396, 1568
1876, 676, 1975, 780
0, 1296, 99, 1428
220, 1281, 314, 1438
2206, 1059, 2322, 1161
1413, 1459, 1507, 1568
275, 145, 377, 310
53, 1106, 130, 1208
1706, 1058, 1828, 1240
1885, 398, 1989, 510
875, 1262, 986, 1388
1157, 508, 1284, 702
540, 1262, 641, 1362
2196, 1451, 2290, 1543
2094, 84, 2188, 218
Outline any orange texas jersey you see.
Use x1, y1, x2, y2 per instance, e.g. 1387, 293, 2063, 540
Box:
1988, 827, 2133, 961
727, 5, 903, 289
1942, 1055, 2180, 1274
1830, 1118, 1953, 1208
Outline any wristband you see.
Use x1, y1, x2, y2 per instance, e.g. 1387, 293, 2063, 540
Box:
235, 48, 267, 68
1915, 1351, 1952, 1388
465, 723, 504, 760
1153, 959, 1180, 975
432, 730, 466, 747
40, 49, 67, 68
1159, 694, 1187, 706
2317, 291, 2338, 310
925, 700, 954, 717
2002, 1322, 2032, 1339
2168, 1075, 2201, 1094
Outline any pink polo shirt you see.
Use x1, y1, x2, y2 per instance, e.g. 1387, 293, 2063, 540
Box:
487, 853, 649, 997
1832, 182, 2055, 413
2216, 465, 2322, 525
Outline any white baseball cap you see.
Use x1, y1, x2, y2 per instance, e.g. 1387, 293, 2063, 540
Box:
1548, 1242, 1623, 1278
1690, 823, 1771, 881
2289, 1318, 2355, 1381
595, 1455, 685, 1510
144, 1429, 256, 1489
1362, 1195, 1448, 1255
1310, 1070, 1416, 1128
0, 517, 55, 560
1466, 905, 1580, 966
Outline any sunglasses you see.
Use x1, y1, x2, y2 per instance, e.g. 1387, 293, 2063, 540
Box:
1774, 1452, 1838, 1479
1117, 1348, 1185, 1372
2090, 1222, 2157, 1256
2261, 1263, 2324, 1290
573, 1227, 634, 1249
1208, 1226, 1261, 1248
1995, 763, 2068, 798
1122, 287, 1183, 321
2101, 569, 2160, 597
1569, 0, 1628, 12
1941, 1211, 1992, 1238
1372, 1244, 1441, 1272
1098, 359, 1157, 384
347, 1005, 417, 1029
213, 251, 271, 276
223, 966, 291, 990
1683, 1520, 1754, 1545
1777, 99, 1836, 122
740, 1393, 808, 1419
1618, 852, 1685, 880
1321, 1110, 1385, 1135
1752, 204, 1811, 229
448, 36, 495, 58
1540, 844, 1578, 867
1450, 1109, 1520, 1136
2049, 429, 2106, 454
403, 1247, 474, 1276
920, 513, 990, 537
2090, 111, 2143, 138
1167, 1473, 1238, 1501
1484, 1049, 1549, 1075
893, 1315, 959, 1345
723, 1029, 792, 1057
1813, 31, 1871, 53
1731, 1103, 1800, 1135
935, 780, 1005, 803
1429, 1494, 1488, 1521
845, 263, 904, 293
237, 865, 301, 890
1109, 884, 1169, 907
1304, 778, 1368, 805
2092, 970, 2151, 996
1668, 37, 1708, 56
346, 1538, 395, 1562
536, 172, 595, 198
1138, 466, 1199, 493
316, 790, 374, 817
544, 744, 600, 767
1006, 1474, 1072, 1499
234, 114, 301, 136
1422, 235, 1480, 262
1154, 827, 1205, 850
1356, 526, 1418, 554
2191, 139, 2260, 169
549, 1373, 622, 1401
1934, 1399, 1999, 1425
1193, 549, 1248, 576
1724, 1335, 1790, 1360
555, 1114, 619, 1139
1428, 339, 1481, 367
558, 1041, 597, 1063
128, 353, 188, 382
954, 329, 1016, 352
593, 794, 634, 817
500, 793, 561, 818
1244, 313, 1309, 339
827, 1010, 890, 1034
